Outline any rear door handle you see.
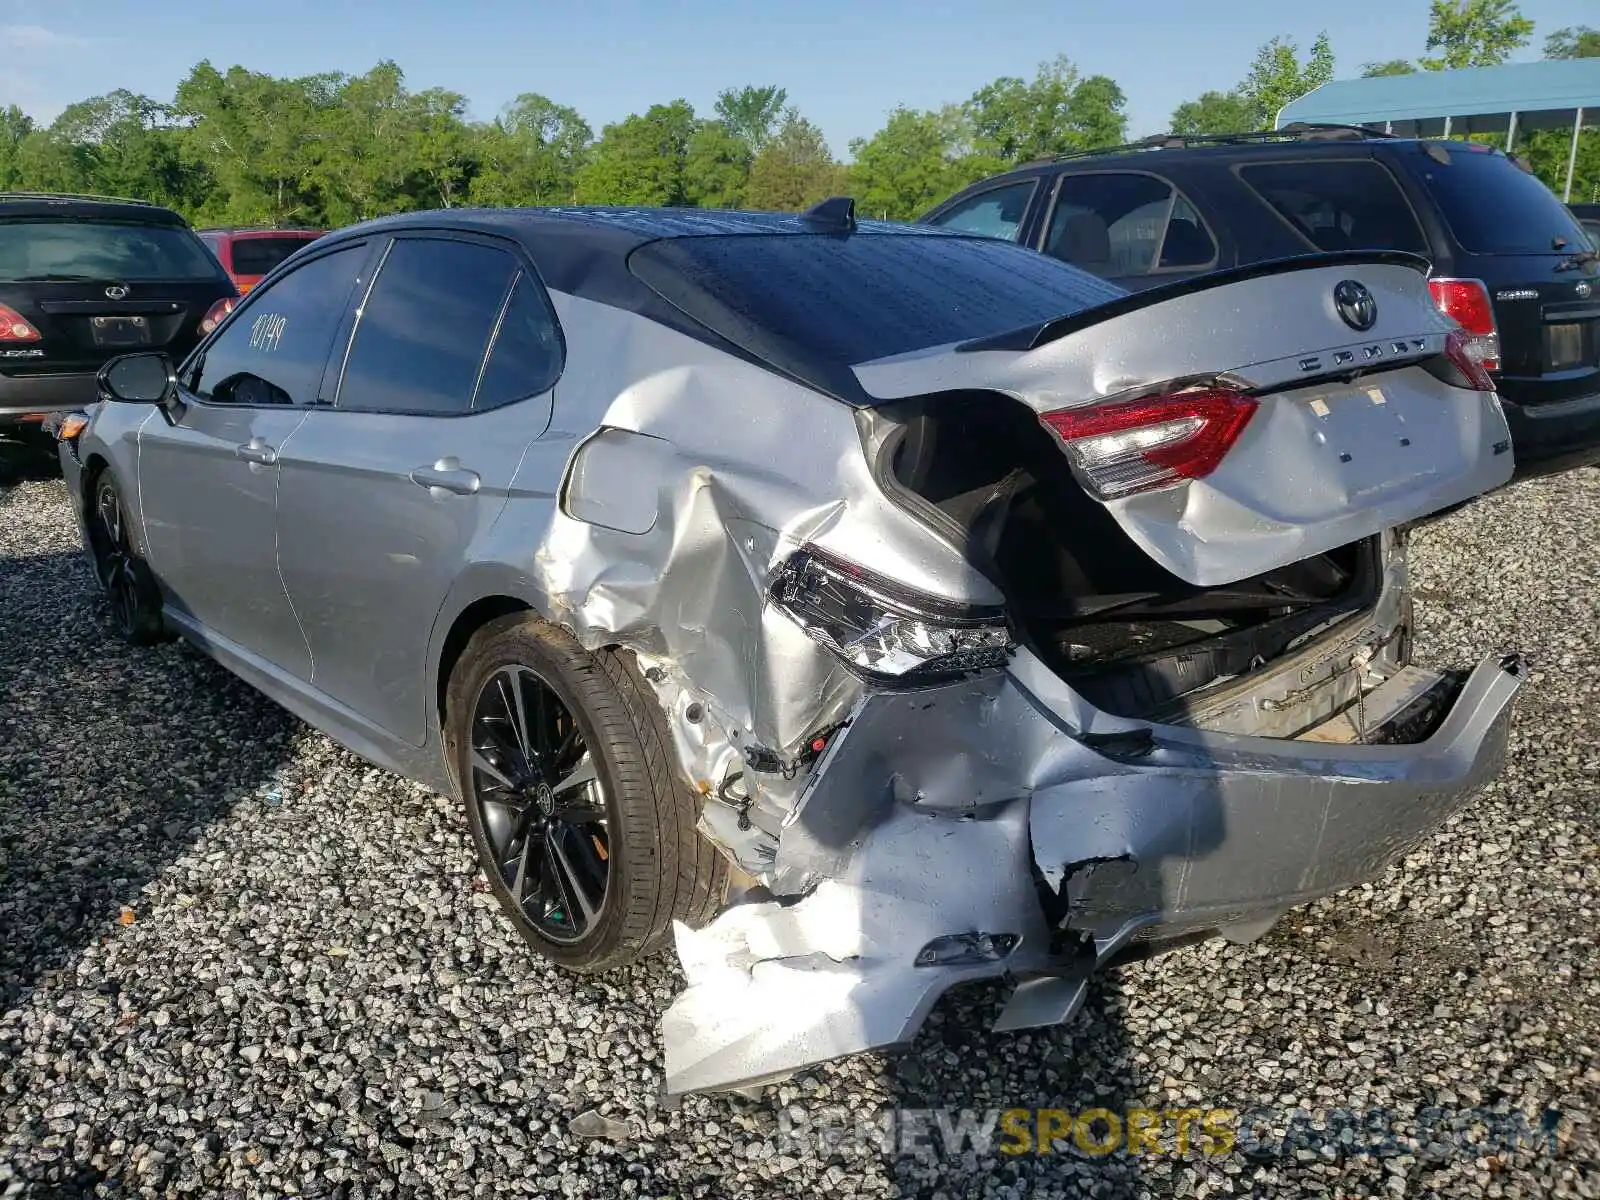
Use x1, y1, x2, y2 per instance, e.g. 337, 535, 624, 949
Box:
236, 438, 277, 466
410, 458, 481, 496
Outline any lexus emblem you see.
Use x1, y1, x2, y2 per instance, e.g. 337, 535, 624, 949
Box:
104, 285, 129, 300
1333, 280, 1378, 332
1578, 281, 1593, 300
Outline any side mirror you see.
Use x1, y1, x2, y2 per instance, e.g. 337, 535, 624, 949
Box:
98, 352, 176, 406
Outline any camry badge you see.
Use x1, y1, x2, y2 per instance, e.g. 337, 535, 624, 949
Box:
1333, 280, 1378, 332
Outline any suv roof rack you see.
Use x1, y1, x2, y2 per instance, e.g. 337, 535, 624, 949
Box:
1026, 122, 1397, 167
0, 191, 160, 207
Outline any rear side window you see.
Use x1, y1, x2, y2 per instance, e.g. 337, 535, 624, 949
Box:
231, 236, 319, 277
1237, 160, 1428, 253
629, 232, 1127, 368
1407, 144, 1590, 254
0, 220, 223, 282
473, 275, 564, 410
1042, 172, 1217, 277
924, 181, 1035, 242
335, 237, 517, 416
190, 245, 368, 406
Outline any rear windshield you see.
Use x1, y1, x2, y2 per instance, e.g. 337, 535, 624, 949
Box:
629, 232, 1127, 368
231, 235, 319, 276
1409, 144, 1589, 254
0, 219, 222, 282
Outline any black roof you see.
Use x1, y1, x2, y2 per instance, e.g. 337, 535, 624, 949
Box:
0, 193, 187, 225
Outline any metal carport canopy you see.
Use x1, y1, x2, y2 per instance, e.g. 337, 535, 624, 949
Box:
1276, 59, 1600, 199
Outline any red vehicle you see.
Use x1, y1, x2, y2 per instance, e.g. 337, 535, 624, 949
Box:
197, 227, 326, 295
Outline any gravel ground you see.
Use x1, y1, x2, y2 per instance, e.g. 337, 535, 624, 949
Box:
2, 441, 1598, 1199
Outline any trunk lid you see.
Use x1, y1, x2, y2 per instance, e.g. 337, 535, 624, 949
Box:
853, 253, 1513, 587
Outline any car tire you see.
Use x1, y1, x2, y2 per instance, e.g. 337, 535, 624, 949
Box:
88, 470, 168, 646
444, 613, 728, 973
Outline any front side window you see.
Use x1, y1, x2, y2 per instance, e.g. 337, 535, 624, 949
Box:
0, 220, 223, 282
335, 238, 519, 416
1238, 160, 1428, 254
925, 181, 1035, 242
1042, 173, 1216, 277
188, 244, 368, 406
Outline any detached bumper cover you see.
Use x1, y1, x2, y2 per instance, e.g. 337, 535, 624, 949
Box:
661, 649, 1524, 1098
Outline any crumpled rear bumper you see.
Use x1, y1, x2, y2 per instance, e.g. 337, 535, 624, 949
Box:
661, 648, 1524, 1098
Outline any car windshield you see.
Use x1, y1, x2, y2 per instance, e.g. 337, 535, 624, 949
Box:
0, 219, 222, 282
629, 230, 1127, 370
230, 236, 318, 276
1410, 144, 1590, 254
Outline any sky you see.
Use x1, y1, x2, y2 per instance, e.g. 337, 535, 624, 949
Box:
0, 0, 1594, 159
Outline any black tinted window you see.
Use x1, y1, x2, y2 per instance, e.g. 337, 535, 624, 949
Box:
1408, 144, 1589, 254
190, 245, 367, 406
474, 275, 563, 410
231, 236, 319, 276
630, 233, 1126, 367
1042, 173, 1215, 276
0, 220, 222, 282
926, 181, 1034, 241
336, 238, 516, 416
1238, 160, 1428, 253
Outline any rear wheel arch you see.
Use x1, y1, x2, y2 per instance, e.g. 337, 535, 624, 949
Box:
435, 594, 536, 737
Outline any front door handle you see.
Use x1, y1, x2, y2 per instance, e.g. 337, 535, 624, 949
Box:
410, 457, 481, 496
236, 437, 277, 466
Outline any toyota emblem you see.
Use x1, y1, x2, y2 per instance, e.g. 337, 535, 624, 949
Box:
1578, 280, 1593, 300
1333, 280, 1378, 332
104, 285, 129, 300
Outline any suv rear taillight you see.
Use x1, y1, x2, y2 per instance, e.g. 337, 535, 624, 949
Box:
199, 296, 237, 335
1039, 387, 1259, 501
0, 303, 41, 342
1428, 278, 1500, 372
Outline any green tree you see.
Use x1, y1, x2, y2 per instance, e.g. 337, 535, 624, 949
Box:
573, 100, 698, 206
467, 94, 592, 207
1239, 33, 1335, 128
1362, 59, 1419, 77
963, 55, 1127, 162
714, 85, 788, 154
1169, 90, 1256, 135
1420, 0, 1534, 70
683, 121, 751, 207
847, 106, 1002, 221
1543, 26, 1600, 59
744, 108, 844, 211
0, 106, 37, 190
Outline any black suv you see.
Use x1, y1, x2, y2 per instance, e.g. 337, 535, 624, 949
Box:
921, 127, 1600, 479
0, 193, 238, 441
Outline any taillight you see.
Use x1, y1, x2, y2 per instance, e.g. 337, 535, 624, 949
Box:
1442, 328, 1497, 392
769, 547, 1013, 684
1428, 277, 1500, 372
0, 302, 41, 342
1039, 388, 1259, 501
199, 296, 237, 335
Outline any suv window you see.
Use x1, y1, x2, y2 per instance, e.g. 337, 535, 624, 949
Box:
473, 274, 564, 410
189, 244, 367, 406
336, 237, 517, 416
1237, 160, 1428, 253
0, 220, 222, 282
1042, 173, 1217, 277
926, 181, 1035, 241
231, 236, 318, 277
1408, 144, 1590, 255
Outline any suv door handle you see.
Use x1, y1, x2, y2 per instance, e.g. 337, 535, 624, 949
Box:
236, 438, 277, 466
410, 459, 481, 496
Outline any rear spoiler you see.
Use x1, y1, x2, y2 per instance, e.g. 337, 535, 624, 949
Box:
956, 250, 1435, 354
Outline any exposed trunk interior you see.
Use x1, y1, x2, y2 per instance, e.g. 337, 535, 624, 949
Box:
874, 390, 1383, 720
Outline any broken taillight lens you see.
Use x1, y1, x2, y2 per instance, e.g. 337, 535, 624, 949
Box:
1442, 327, 1497, 392
1039, 387, 1259, 501
1427, 277, 1500, 372
769, 547, 1013, 683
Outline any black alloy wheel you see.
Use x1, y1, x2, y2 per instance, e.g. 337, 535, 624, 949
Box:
468, 665, 611, 943
90, 473, 165, 645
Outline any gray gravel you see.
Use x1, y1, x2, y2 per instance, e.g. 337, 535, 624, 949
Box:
2, 444, 1598, 1198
